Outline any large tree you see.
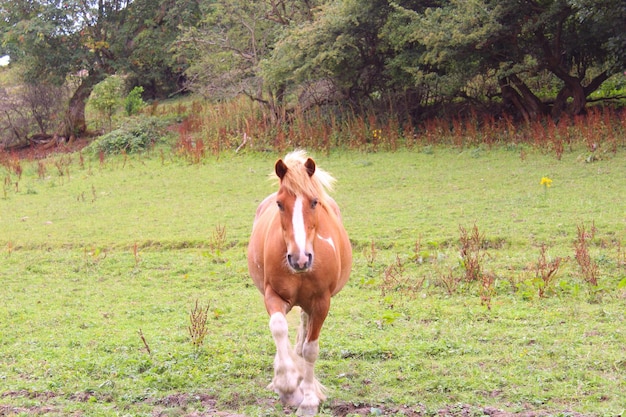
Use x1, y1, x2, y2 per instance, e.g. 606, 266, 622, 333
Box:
262, 0, 400, 108
113, 0, 201, 99
260, 0, 624, 121
175, 0, 320, 118
0, 0, 197, 138
393, 0, 626, 120
1, 0, 126, 136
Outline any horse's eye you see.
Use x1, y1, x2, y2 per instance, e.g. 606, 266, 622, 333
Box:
311, 198, 319, 209
276, 201, 284, 211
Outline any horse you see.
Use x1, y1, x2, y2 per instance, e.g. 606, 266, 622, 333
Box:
247, 150, 352, 415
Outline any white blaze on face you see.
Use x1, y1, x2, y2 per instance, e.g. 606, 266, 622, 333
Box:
292, 197, 307, 255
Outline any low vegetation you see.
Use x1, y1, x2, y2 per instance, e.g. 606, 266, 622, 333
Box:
168, 97, 626, 159
84, 117, 173, 156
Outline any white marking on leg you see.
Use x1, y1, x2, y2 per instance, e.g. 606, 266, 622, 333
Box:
297, 339, 325, 416
269, 313, 303, 406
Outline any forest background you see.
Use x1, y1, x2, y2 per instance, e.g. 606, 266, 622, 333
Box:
1, 0, 626, 149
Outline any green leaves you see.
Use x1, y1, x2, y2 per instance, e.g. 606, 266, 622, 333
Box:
85, 116, 171, 154
124, 86, 145, 116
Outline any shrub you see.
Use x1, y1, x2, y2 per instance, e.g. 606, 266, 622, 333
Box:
88, 75, 125, 131
574, 222, 599, 287
124, 86, 145, 116
86, 117, 171, 155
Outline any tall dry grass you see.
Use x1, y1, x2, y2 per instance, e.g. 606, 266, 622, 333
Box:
164, 98, 626, 161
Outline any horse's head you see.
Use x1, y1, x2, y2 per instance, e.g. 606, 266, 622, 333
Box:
275, 158, 320, 272
274, 156, 321, 273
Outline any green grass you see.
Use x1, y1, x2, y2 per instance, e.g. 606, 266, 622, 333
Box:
1, 147, 625, 416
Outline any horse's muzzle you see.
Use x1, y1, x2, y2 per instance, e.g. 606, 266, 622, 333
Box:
287, 252, 313, 272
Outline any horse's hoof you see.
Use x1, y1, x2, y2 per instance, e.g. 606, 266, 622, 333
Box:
296, 403, 318, 416
279, 388, 303, 408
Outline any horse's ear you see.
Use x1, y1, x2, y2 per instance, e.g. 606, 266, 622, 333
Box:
275, 159, 288, 180
304, 158, 316, 177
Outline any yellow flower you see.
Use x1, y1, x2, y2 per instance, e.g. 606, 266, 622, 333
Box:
540, 177, 553, 187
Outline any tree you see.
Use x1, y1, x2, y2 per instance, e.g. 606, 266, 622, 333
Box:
114, 0, 202, 99
392, 0, 626, 120
1, 0, 124, 136
262, 0, 397, 108
0, 0, 197, 138
0, 69, 70, 148
175, 0, 320, 119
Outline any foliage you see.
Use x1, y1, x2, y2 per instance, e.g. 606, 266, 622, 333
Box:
85, 116, 171, 155
533, 244, 566, 298
188, 299, 210, 348
573, 222, 599, 287
167, 97, 626, 156
0, 0, 114, 134
261, 0, 626, 120
2, 0, 625, 134
124, 86, 145, 116
458, 224, 485, 283
390, 0, 626, 119
119, 0, 202, 98
0, 79, 70, 147
174, 0, 314, 105
591, 72, 626, 105
0, 0, 198, 135
88, 75, 125, 130
262, 0, 393, 106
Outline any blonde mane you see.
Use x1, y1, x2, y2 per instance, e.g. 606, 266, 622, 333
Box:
273, 150, 335, 201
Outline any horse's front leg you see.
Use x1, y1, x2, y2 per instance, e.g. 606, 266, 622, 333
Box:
296, 305, 329, 416
295, 308, 308, 357
268, 311, 304, 407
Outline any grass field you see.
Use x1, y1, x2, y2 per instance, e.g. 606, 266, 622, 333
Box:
1, 146, 625, 416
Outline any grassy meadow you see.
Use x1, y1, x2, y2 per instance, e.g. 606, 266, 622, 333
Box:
1, 145, 625, 416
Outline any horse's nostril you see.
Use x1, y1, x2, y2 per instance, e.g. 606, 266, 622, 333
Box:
287, 252, 313, 271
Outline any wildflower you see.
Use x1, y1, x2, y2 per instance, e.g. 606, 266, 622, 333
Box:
540, 177, 552, 188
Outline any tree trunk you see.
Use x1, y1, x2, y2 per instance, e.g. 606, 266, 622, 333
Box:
510, 74, 549, 118
60, 75, 101, 137
500, 78, 531, 123
499, 76, 549, 122
551, 75, 587, 118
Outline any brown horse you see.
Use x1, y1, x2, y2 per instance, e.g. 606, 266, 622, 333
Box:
247, 150, 352, 415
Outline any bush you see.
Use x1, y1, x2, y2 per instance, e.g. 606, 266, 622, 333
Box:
124, 86, 145, 116
86, 117, 172, 155
88, 75, 125, 131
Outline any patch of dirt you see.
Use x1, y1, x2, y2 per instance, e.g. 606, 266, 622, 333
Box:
0, 137, 91, 161
0, 390, 593, 417
0, 404, 59, 415
328, 401, 424, 416
148, 393, 246, 417
0, 391, 58, 415
324, 401, 584, 417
